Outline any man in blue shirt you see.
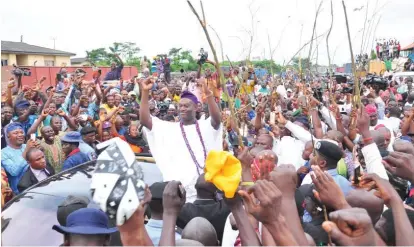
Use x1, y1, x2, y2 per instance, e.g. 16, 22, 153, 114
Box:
311, 140, 354, 195
61, 131, 90, 171
145, 182, 181, 245
104, 54, 124, 81
1, 123, 29, 193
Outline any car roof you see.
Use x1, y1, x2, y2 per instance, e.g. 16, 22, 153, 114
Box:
1, 159, 163, 246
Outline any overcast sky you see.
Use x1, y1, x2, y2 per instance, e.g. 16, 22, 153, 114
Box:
1, 0, 413, 66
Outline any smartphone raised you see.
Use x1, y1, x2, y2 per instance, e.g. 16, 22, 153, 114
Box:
354, 165, 361, 186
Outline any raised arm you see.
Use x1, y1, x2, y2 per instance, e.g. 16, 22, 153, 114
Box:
6, 78, 15, 107
39, 88, 55, 114
115, 54, 124, 66
200, 77, 221, 130
159, 181, 185, 246
139, 78, 154, 130
57, 109, 78, 131
27, 110, 48, 137
310, 108, 323, 139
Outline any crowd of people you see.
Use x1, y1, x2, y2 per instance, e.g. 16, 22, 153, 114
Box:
1, 51, 414, 246
376, 38, 402, 61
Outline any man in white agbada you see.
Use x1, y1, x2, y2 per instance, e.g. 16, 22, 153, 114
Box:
139, 77, 222, 202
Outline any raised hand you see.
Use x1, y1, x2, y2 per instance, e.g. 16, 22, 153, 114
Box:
237, 147, 254, 171
56, 109, 66, 117
238, 180, 282, 224
251, 151, 276, 181
7, 79, 15, 89
199, 77, 211, 95
276, 112, 287, 125
322, 208, 376, 246
269, 164, 297, 196
356, 106, 370, 133
382, 152, 414, 184
162, 180, 186, 216
41, 109, 50, 118
139, 77, 154, 91
118, 186, 152, 245
360, 173, 402, 207
310, 165, 350, 210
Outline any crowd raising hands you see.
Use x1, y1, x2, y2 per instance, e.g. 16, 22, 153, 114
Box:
1, 57, 414, 246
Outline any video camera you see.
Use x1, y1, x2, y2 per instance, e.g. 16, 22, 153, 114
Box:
197, 48, 208, 65
11, 64, 31, 76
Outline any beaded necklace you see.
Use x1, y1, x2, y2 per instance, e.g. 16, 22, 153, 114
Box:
180, 120, 207, 175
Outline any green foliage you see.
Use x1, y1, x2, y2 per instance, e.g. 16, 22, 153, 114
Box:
292, 57, 312, 71
251, 60, 283, 73
370, 49, 377, 60
86, 42, 141, 68
85, 48, 111, 66
86, 44, 283, 74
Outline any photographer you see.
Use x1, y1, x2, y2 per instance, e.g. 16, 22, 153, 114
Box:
195, 49, 221, 107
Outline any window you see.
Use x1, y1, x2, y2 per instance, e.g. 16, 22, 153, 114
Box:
1, 59, 8, 66
44, 60, 54, 66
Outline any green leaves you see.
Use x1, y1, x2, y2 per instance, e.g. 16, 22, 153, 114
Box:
86, 42, 141, 67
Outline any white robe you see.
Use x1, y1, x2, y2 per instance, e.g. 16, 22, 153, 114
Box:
144, 117, 222, 202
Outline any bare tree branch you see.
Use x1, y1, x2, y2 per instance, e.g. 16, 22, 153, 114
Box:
284, 31, 327, 67
307, 0, 324, 70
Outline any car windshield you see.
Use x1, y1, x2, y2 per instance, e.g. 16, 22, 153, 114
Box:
1, 166, 93, 246
2, 160, 162, 246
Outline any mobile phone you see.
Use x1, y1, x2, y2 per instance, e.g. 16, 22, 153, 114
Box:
177, 184, 185, 198
354, 165, 361, 185
30, 133, 36, 141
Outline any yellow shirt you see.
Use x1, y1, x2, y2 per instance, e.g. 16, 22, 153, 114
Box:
100, 103, 117, 115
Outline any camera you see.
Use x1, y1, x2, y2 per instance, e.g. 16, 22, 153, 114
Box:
197, 48, 208, 65
158, 102, 169, 113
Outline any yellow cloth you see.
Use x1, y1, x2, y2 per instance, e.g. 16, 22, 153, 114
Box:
204, 150, 241, 198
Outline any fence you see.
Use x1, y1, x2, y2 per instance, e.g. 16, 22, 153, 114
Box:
1, 66, 139, 90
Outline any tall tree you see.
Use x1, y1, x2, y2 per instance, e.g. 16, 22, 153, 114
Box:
86, 48, 111, 66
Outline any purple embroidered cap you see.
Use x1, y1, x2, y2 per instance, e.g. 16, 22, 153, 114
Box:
180, 91, 199, 105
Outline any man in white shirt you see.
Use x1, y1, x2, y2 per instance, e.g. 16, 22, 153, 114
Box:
140, 77, 222, 202
365, 104, 395, 151
17, 148, 55, 193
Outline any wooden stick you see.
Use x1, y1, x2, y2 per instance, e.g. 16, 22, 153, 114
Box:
283, 32, 327, 67
359, 0, 369, 55
307, 0, 324, 72
187, 0, 244, 147
209, 25, 225, 62
326, 0, 335, 126
342, 0, 361, 129
323, 205, 333, 245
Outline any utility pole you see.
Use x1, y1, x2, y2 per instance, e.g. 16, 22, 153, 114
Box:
51, 37, 57, 49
